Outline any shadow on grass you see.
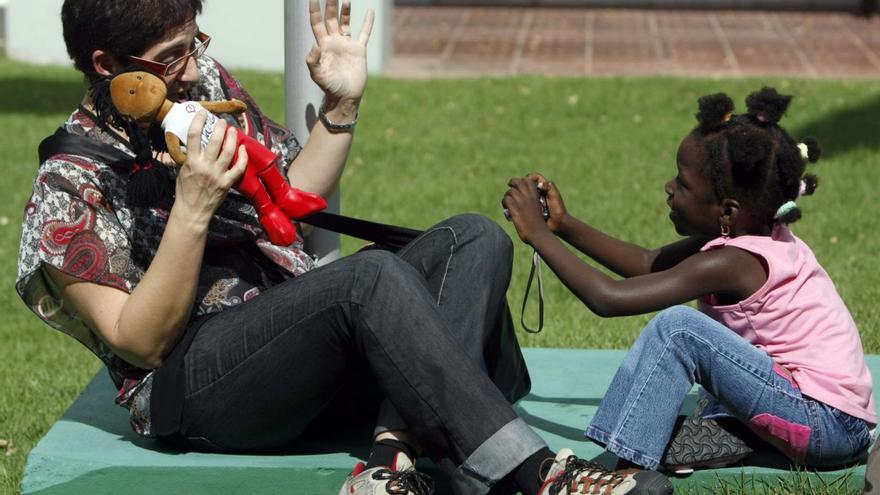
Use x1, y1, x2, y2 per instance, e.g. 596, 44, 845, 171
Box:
795, 94, 880, 159
0, 77, 85, 115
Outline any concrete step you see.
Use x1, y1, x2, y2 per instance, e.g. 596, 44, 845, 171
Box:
388, 6, 880, 78
23, 349, 878, 494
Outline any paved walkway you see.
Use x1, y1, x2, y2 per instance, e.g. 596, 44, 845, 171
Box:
388, 7, 880, 78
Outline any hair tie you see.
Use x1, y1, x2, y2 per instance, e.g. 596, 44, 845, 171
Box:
774, 200, 798, 219
797, 143, 809, 160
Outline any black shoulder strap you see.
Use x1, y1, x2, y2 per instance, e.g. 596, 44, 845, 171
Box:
38, 128, 422, 250
39, 127, 133, 166
302, 211, 421, 252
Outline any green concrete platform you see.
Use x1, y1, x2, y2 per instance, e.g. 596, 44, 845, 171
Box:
23, 349, 880, 494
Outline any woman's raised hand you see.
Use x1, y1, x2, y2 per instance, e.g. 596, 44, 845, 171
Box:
175, 111, 248, 227
306, 0, 374, 103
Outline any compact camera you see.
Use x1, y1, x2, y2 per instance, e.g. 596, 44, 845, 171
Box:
504, 192, 550, 222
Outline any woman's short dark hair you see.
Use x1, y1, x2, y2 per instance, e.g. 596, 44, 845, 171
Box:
62, 0, 204, 82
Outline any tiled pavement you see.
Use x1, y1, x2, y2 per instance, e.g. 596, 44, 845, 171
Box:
387, 6, 880, 78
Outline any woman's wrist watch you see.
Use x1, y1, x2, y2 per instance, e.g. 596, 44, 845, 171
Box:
318, 104, 359, 133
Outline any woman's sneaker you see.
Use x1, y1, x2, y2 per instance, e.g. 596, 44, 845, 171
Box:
338, 453, 434, 495
660, 415, 756, 475
539, 448, 673, 495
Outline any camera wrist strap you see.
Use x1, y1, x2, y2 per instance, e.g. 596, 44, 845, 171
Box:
520, 249, 545, 333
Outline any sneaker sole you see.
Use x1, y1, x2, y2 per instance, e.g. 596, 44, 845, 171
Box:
661, 416, 753, 473
632, 471, 675, 495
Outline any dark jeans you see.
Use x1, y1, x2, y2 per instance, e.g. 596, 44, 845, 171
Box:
168, 214, 545, 494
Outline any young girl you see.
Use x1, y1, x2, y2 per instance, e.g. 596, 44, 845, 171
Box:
502, 87, 876, 472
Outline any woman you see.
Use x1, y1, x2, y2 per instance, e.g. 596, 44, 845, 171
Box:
17, 1, 669, 494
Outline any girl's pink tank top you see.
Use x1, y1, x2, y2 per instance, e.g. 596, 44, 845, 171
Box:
699, 224, 876, 424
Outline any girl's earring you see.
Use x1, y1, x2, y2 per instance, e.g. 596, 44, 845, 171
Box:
720, 225, 731, 237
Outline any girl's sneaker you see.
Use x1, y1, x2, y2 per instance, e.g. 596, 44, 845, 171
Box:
338, 453, 434, 495
660, 415, 756, 475
539, 448, 673, 495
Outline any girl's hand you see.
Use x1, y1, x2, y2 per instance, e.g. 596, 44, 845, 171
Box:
503, 177, 554, 245
306, 0, 374, 104
175, 111, 248, 227
527, 172, 569, 233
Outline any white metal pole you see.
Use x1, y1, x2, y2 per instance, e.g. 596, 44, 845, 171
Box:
285, 0, 341, 265
285, 0, 391, 264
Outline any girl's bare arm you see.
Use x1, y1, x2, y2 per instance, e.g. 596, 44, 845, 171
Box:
531, 232, 765, 316
519, 173, 709, 277
554, 214, 710, 277
503, 176, 766, 316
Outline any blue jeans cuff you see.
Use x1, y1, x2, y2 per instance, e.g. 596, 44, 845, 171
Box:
585, 424, 661, 470
452, 418, 547, 494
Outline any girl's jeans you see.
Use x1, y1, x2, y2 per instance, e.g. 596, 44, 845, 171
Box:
586, 306, 873, 470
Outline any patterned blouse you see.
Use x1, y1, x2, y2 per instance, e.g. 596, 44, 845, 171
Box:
15, 57, 316, 436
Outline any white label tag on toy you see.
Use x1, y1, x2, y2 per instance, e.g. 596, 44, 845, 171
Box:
161, 101, 218, 151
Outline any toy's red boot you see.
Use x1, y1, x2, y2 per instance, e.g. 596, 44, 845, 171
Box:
236, 164, 297, 246
237, 132, 327, 219
256, 163, 327, 220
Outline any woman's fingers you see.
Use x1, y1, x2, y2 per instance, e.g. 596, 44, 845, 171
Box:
225, 144, 248, 187
176, 120, 242, 219
340, 0, 352, 36
309, 0, 328, 42
324, 0, 340, 35
202, 118, 228, 162
358, 9, 375, 46
217, 125, 237, 166
306, 44, 321, 68
186, 111, 208, 158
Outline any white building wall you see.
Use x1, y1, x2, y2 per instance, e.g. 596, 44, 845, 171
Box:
6, 0, 391, 73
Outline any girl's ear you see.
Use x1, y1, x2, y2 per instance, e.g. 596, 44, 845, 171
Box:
719, 198, 740, 235
91, 50, 120, 77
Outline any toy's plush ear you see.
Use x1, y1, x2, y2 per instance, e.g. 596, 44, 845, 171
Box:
109, 71, 168, 123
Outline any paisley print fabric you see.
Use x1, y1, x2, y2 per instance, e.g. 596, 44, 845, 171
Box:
16, 57, 317, 435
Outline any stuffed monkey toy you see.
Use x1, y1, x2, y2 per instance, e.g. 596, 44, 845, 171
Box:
108, 70, 326, 246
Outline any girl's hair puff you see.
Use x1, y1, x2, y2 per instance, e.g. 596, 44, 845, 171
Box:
691, 87, 822, 225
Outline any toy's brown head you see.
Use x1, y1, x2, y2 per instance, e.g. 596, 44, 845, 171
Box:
109, 71, 169, 123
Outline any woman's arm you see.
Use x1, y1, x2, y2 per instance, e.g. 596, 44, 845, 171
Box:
287, 97, 358, 198
286, 0, 374, 198
48, 115, 246, 369
48, 209, 210, 369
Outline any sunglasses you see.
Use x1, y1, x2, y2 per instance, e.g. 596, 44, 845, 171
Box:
128, 31, 211, 77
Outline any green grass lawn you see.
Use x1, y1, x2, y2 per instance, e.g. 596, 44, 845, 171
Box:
0, 58, 878, 494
